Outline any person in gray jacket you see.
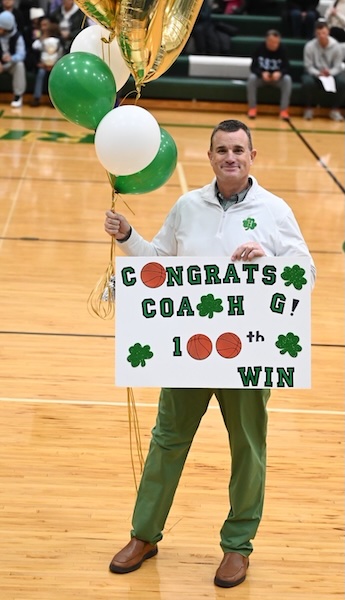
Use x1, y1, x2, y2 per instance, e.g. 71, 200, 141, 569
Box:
0, 10, 26, 108
301, 19, 345, 120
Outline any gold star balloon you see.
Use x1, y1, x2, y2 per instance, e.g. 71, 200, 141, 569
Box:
74, 0, 203, 92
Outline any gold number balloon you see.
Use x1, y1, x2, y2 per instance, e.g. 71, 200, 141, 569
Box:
75, 0, 204, 92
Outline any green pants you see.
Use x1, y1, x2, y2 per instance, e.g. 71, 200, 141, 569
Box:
131, 387, 270, 556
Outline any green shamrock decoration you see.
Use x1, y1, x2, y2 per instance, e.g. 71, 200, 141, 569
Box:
281, 265, 307, 290
275, 332, 302, 357
243, 217, 257, 230
127, 343, 153, 367
196, 293, 223, 318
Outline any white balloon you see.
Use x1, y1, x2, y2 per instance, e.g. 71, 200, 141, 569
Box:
70, 25, 130, 92
94, 106, 161, 176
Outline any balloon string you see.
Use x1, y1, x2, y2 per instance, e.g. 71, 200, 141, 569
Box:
127, 386, 145, 492
100, 36, 111, 65
106, 172, 136, 215
119, 89, 139, 106
86, 189, 143, 488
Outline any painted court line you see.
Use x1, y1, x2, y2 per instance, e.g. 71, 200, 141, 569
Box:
176, 161, 188, 195
0, 397, 343, 416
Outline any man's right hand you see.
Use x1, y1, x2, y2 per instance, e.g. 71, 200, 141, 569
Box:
262, 71, 271, 82
104, 210, 131, 240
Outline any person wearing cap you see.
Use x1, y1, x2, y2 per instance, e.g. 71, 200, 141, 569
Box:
25, 7, 46, 71
0, 0, 32, 51
1, 0, 25, 33
29, 7, 46, 41
0, 10, 26, 108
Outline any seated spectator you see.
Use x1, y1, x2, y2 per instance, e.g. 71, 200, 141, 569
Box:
325, 0, 345, 43
50, 0, 84, 54
186, 0, 237, 55
30, 7, 46, 41
1, 0, 25, 30
0, 10, 26, 107
301, 19, 345, 120
24, 7, 45, 71
0, 0, 32, 47
286, 1, 320, 39
188, 0, 212, 54
30, 16, 62, 106
247, 29, 292, 120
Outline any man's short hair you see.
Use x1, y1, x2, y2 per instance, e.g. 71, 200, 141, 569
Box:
315, 19, 329, 30
210, 120, 253, 151
266, 29, 281, 38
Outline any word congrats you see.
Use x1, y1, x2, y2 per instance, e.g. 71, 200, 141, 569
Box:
115, 256, 311, 389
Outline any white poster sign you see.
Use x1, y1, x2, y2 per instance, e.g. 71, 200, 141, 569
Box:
115, 256, 311, 388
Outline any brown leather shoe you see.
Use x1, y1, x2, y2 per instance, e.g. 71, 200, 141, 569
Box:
109, 537, 158, 574
214, 552, 249, 588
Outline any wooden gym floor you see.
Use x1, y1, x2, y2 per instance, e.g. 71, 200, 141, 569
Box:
0, 99, 344, 599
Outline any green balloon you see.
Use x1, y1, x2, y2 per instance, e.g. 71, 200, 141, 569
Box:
109, 128, 177, 194
48, 52, 116, 130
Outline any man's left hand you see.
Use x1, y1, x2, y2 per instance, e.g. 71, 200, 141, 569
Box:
231, 242, 266, 261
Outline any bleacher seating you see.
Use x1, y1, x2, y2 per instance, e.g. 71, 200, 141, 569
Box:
118, 0, 342, 107
0, 0, 341, 109
119, 9, 304, 106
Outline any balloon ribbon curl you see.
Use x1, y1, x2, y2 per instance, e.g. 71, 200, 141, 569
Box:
87, 188, 117, 321
87, 187, 134, 319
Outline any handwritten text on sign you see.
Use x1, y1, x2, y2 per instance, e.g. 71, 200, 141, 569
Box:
115, 257, 311, 388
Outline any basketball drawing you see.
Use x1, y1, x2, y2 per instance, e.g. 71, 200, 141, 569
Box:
216, 332, 242, 358
187, 334, 212, 360
140, 262, 166, 288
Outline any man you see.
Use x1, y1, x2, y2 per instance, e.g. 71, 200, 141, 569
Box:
247, 30, 292, 120
302, 19, 345, 120
104, 120, 316, 589
50, 0, 84, 54
0, 10, 26, 108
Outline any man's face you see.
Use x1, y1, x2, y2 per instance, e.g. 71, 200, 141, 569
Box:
40, 18, 50, 33
208, 129, 256, 187
63, 0, 75, 9
316, 26, 329, 46
265, 34, 280, 52
2, 0, 14, 9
